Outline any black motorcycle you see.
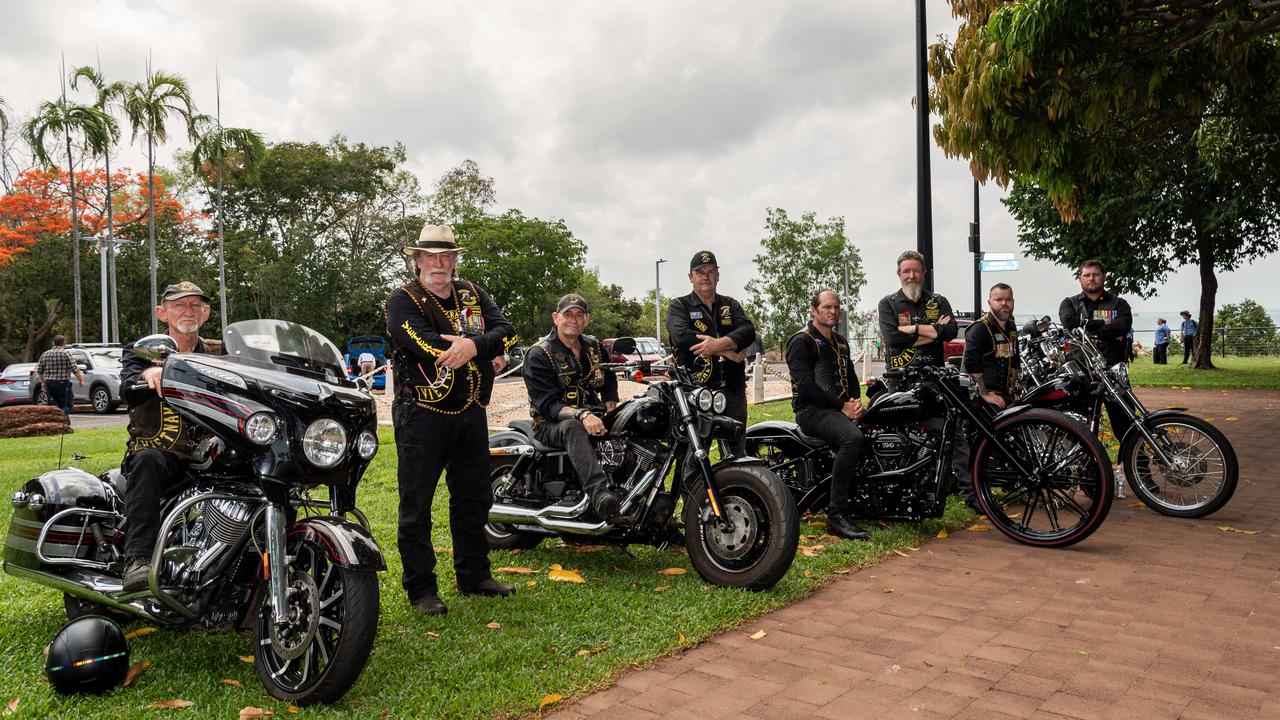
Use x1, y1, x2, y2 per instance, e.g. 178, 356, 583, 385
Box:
485, 339, 799, 591
1018, 317, 1238, 518
745, 363, 1115, 548
4, 320, 385, 704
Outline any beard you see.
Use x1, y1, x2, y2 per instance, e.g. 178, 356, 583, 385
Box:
172, 319, 201, 334
992, 307, 1013, 323
901, 280, 922, 302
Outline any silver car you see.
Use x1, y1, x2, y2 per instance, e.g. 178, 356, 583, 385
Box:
30, 345, 124, 414
0, 362, 37, 407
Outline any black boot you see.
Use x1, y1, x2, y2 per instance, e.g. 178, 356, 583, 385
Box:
122, 557, 151, 593
827, 512, 870, 541
591, 489, 621, 522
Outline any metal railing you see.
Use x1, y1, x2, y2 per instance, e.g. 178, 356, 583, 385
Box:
1133, 326, 1280, 357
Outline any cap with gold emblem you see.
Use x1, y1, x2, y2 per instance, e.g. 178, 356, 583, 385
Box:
161, 281, 211, 303
556, 293, 590, 314
690, 250, 718, 272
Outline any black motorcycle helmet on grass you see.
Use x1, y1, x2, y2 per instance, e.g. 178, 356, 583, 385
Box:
45, 615, 130, 694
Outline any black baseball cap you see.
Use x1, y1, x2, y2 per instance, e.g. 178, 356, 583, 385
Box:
690, 250, 718, 272
556, 293, 590, 313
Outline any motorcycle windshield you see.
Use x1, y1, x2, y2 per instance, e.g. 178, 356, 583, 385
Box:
223, 320, 347, 380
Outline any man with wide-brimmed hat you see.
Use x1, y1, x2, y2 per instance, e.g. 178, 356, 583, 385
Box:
665, 250, 756, 458
119, 280, 224, 592
385, 225, 519, 616
521, 293, 622, 521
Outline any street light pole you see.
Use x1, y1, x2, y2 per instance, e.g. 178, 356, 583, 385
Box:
655, 258, 667, 342
915, 0, 935, 292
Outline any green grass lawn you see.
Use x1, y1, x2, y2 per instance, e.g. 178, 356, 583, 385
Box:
0, 403, 975, 718
1128, 355, 1280, 389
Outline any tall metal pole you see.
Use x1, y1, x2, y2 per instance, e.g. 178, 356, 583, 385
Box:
62, 54, 85, 344
972, 180, 981, 316
99, 237, 109, 343
915, 0, 935, 292
98, 49, 120, 345
216, 65, 229, 332
654, 258, 667, 342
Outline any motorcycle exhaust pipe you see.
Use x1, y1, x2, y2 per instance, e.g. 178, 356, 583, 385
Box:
488, 496, 613, 536
3, 562, 153, 621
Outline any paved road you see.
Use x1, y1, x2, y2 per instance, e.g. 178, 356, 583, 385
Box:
550, 387, 1280, 720
68, 408, 129, 430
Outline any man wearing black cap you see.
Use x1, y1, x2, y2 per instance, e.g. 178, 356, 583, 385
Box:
665, 251, 756, 458
119, 281, 224, 592
386, 225, 519, 616
522, 293, 622, 520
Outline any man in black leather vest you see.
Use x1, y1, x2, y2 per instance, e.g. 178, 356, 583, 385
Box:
786, 289, 869, 541
522, 294, 621, 520
386, 225, 519, 616
1058, 258, 1134, 440
964, 283, 1020, 410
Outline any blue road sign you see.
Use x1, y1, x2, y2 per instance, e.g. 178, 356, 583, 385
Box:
979, 259, 1021, 272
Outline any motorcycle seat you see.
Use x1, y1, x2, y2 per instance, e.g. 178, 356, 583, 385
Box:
506, 419, 554, 453
795, 429, 828, 449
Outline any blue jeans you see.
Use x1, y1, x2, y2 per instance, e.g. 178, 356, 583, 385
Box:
45, 379, 74, 416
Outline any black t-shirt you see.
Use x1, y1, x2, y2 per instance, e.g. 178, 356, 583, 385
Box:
665, 292, 756, 388
878, 289, 958, 368
1059, 291, 1132, 366
522, 332, 619, 421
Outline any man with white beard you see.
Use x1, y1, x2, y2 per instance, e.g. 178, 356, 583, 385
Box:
877, 250, 957, 369
119, 281, 225, 592
964, 283, 1020, 410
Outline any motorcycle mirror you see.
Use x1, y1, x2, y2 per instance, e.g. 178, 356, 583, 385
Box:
132, 334, 179, 361
611, 337, 637, 355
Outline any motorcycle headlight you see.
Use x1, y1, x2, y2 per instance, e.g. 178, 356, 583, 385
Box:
243, 412, 278, 445
1108, 362, 1130, 388
302, 418, 347, 468
711, 391, 727, 414
695, 388, 714, 412
357, 430, 378, 460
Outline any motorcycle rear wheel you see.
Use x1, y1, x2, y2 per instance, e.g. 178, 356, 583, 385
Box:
484, 459, 545, 551
254, 536, 379, 705
1122, 414, 1238, 518
973, 409, 1113, 548
683, 464, 798, 591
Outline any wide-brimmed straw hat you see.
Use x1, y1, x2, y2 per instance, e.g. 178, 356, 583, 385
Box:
402, 225, 463, 256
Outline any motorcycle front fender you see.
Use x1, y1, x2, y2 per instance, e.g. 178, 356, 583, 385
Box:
990, 403, 1039, 424
288, 516, 386, 571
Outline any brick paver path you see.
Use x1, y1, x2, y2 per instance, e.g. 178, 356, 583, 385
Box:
552, 388, 1280, 720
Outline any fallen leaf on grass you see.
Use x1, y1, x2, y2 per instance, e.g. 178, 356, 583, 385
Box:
803, 570, 812, 578
936, 529, 948, 539
657, 567, 687, 576
678, 632, 686, 644
222, 679, 243, 688
123, 661, 151, 687
798, 544, 824, 557
496, 567, 536, 574
525, 580, 538, 587
125, 626, 158, 641
238, 708, 274, 719
425, 631, 440, 638
654, 585, 671, 592
5, 697, 18, 716
146, 699, 194, 709
547, 564, 586, 583
539, 694, 563, 711
750, 630, 767, 640
576, 645, 608, 657
1217, 526, 1260, 535
834, 569, 852, 575
811, 520, 827, 527
238, 655, 254, 664
966, 525, 991, 532
287, 707, 300, 714
433, 546, 453, 553
892, 549, 911, 558
486, 622, 502, 630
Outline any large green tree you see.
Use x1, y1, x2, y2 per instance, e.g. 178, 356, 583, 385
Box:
121, 69, 194, 330
1214, 299, 1278, 355
931, 1, 1280, 368
746, 208, 864, 347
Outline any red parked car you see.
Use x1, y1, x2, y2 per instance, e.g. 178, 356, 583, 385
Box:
942, 316, 976, 366
603, 337, 668, 375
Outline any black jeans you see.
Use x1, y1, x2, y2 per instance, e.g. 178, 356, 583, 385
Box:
393, 401, 493, 601
1153, 344, 1168, 364
1182, 339, 1194, 363
45, 379, 74, 416
122, 449, 188, 559
795, 406, 865, 511
534, 418, 608, 497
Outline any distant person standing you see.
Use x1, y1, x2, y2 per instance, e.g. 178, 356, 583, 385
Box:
357, 350, 376, 377
1179, 310, 1197, 364
35, 335, 84, 418
1153, 318, 1171, 365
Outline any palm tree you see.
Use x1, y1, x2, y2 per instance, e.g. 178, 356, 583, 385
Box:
71, 65, 129, 343
23, 96, 118, 344
190, 112, 265, 330
0, 95, 13, 194
121, 68, 193, 332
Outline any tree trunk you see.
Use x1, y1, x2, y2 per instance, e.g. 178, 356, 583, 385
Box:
1190, 232, 1218, 370
24, 300, 64, 362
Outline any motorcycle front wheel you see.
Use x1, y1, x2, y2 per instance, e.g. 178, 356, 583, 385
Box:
1121, 413, 1238, 518
683, 464, 799, 591
973, 409, 1114, 548
254, 536, 379, 705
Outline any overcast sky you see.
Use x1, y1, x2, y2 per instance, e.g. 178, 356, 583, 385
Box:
3, 0, 1276, 325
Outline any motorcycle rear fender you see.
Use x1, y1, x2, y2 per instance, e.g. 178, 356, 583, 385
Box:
744, 420, 812, 456
489, 430, 529, 449
287, 516, 386, 571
